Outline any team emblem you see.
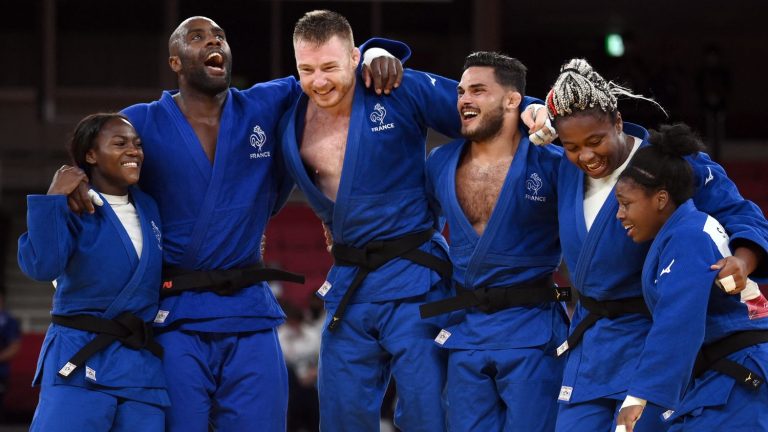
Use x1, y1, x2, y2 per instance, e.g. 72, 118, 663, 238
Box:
525, 173, 547, 202
250, 125, 267, 151
370, 103, 387, 125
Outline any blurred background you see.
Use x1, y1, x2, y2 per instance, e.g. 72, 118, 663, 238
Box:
0, 0, 766, 430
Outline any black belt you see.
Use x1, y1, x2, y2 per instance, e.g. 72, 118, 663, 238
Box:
329, 229, 451, 331
556, 294, 650, 357
419, 275, 569, 318
51, 312, 163, 378
693, 330, 768, 391
161, 263, 305, 298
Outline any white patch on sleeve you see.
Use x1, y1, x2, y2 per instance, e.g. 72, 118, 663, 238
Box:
154, 310, 169, 324
558, 386, 573, 401
317, 281, 332, 297
703, 216, 731, 259
434, 329, 451, 345
85, 366, 97, 381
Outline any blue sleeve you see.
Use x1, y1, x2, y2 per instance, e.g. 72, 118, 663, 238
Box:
399, 69, 461, 139
689, 153, 768, 278
17, 195, 81, 281
357, 37, 411, 65
629, 231, 719, 409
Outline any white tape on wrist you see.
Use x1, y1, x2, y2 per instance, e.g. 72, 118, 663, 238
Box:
718, 274, 737, 293
87, 189, 104, 207
362, 47, 394, 67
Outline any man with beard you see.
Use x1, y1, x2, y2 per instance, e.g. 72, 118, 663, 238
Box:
280, 11, 547, 431
419, 52, 568, 431
67, 16, 404, 432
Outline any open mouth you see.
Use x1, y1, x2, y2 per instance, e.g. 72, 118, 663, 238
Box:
461, 108, 479, 120
584, 158, 605, 174
204, 52, 225, 72
623, 223, 636, 237
121, 161, 140, 168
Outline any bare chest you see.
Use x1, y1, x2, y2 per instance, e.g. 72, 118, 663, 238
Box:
455, 158, 512, 235
300, 116, 350, 200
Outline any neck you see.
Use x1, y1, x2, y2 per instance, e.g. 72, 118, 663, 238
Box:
174, 84, 227, 119
91, 177, 128, 196
468, 121, 520, 163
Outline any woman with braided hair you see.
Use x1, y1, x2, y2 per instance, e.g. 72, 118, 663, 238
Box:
614, 123, 768, 431
540, 58, 768, 431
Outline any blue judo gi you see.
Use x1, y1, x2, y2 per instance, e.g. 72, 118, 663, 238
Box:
122, 81, 298, 432
425, 136, 568, 431
635, 200, 768, 431
281, 59, 463, 431
554, 122, 768, 431
18, 189, 168, 432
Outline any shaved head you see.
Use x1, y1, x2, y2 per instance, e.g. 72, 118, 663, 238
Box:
168, 16, 219, 56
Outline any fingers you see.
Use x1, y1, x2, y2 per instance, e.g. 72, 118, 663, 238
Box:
393, 58, 403, 89
75, 181, 95, 214
362, 64, 372, 89
67, 195, 82, 214
383, 59, 398, 94
713, 256, 747, 293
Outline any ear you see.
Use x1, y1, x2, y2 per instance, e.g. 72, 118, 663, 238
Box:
351, 47, 361, 68
615, 111, 623, 134
508, 91, 523, 111
656, 189, 670, 211
169, 56, 182, 73
85, 149, 97, 166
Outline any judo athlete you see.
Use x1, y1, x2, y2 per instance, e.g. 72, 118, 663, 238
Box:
614, 123, 768, 431
57, 16, 404, 432
418, 52, 568, 431
540, 58, 768, 431
282, 10, 457, 431
18, 113, 168, 432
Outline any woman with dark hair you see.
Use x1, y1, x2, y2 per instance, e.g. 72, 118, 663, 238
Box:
614, 123, 768, 431
540, 59, 768, 431
18, 113, 168, 431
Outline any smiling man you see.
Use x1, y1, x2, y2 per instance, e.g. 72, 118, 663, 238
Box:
420, 52, 568, 431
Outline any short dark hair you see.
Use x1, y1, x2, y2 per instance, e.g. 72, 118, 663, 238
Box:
68, 113, 131, 176
293, 10, 354, 47
619, 123, 705, 205
463, 51, 527, 95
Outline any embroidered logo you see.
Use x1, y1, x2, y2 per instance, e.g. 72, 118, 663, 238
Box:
151, 220, 162, 250
249, 125, 271, 159
424, 72, 436, 86
369, 103, 395, 132
662, 410, 675, 420
704, 167, 714, 186
525, 173, 547, 202
558, 386, 573, 402
659, 259, 675, 276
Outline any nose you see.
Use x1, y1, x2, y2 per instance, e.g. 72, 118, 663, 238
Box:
206, 33, 222, 46
578, 149, 595, 163
616, 206, 625, 220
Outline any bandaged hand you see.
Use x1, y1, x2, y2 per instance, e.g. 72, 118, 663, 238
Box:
712, 255, 749, 294
362, 47, 402, 95
522, 104, 557, 145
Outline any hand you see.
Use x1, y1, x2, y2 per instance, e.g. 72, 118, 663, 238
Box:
48, 165, 95, 214
711, 254, 750, 294
363, 56, 403, 95
522, 104, 557, 145
616, 405, 644, 432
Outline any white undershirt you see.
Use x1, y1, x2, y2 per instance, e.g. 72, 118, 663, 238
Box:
102, 193, 143, 257
583, 136, 642, 231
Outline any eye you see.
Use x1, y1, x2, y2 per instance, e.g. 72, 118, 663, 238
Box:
215, 34, 225, 41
